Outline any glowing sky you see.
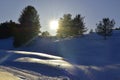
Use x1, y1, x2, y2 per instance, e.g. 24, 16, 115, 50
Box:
0, 0, 120, 35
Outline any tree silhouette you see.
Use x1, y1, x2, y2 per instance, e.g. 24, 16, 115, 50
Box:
89, 29, 93, 34
73, 14, 87, 36
19, 5, 41, 35
96, 18, 115, 40
14, 5, 41, 47
0, 20, 17, 39
42, 31, 50, 37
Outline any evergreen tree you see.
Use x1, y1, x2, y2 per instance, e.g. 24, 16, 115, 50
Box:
57, 14, 73, 38
96, 18, 115, 40
73, 14, 87, 36
14, 5, 41, 47
57, 14, 87, 38
89, 29, 93, 34
18, 5, 41, 35
0, 20, 17, 39
42, 31, 50, 37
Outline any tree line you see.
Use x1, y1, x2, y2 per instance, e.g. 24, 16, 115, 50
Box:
0, 5, 118, 47
0, 5, 41, 47
57, 14, 87, 38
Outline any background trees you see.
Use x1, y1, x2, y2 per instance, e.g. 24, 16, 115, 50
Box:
0, 20, 17, 39
57, 14, 87, 38
96, 18, 115, 40
13, 5, 41, 47
0, 4, 118, 47
89, 29, 93, 34
41, 31, 50, 37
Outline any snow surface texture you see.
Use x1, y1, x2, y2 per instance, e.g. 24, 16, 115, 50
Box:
0, 67, 19, 80
0, 30, 120, 80
0, 50, 70, 80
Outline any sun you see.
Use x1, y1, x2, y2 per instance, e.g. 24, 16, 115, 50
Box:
50, 20, 59, 30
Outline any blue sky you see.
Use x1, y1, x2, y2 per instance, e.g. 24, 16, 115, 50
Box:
0, 0, 120, 35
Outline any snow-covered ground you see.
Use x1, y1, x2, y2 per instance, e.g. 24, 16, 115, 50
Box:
0, 30, 120, 80
0, 50, 70, 80
0, 65, 67, 80
0, 67, 19, 80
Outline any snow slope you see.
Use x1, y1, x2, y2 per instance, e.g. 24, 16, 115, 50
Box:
0, 30, 120, 80
0, 50, 71, 80
20, 31, 120, 66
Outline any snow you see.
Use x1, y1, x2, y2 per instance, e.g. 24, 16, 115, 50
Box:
0, 30, 120, 80
0, 38, 13, 50
0, 50, 71, 79
0, 68, 20, 80
0, 66, 66, 80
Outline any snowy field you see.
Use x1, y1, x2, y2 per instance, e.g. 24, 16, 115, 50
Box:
0, 30, 120, 80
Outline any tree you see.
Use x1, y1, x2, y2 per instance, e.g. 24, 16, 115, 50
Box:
18, 5, 41, 35
14, 5, 41, 47
57, 14, 87, 38
72, 14, 87, 36
57, 14, 73, 38
96, 18, 115, 40
115, 27, 120, 30
41, 31, 50, 37
89, 29, 93, 34
0, 20, 17, 39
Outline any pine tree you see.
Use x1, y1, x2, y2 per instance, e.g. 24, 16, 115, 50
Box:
96, 18, 115, 40
57, 14, 87, 38
73, 14, 87, 36
14, 5, 41, 47
57, 14, 73, 38
18, 5, 41, 36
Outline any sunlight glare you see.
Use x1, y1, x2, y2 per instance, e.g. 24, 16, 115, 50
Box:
50, 20, 59, 30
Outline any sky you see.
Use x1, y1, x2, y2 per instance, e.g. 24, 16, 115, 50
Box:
0, 0, 120, 35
